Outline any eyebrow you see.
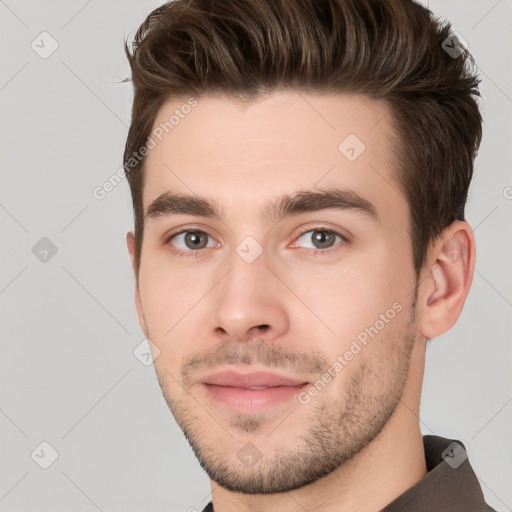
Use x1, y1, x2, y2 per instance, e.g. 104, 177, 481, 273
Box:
145, 187, 379, 224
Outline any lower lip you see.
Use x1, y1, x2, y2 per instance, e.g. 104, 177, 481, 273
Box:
203, 383, 309, 411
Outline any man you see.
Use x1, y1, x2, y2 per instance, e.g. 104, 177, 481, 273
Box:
123, 0, 495, 510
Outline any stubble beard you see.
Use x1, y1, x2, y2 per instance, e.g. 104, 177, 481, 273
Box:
153, 302, 417, 495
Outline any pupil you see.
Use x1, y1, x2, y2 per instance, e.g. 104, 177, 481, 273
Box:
186, 232, 207, 249
313, 231, 334, 249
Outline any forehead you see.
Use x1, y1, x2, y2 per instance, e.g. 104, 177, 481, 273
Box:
142, 91, 405, 221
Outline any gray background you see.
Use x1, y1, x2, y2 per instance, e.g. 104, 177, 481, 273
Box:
1, 0, 511, 510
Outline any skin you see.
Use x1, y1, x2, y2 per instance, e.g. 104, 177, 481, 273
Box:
127, 91, 475, 512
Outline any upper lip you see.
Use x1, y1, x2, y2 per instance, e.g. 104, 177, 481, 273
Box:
201, 370, 309, 388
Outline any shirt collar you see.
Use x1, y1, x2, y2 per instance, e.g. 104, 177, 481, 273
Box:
381, 435, 495, 512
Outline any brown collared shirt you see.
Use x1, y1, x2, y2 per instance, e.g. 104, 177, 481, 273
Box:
381, 435, 496, 511
201, 435, 496, 511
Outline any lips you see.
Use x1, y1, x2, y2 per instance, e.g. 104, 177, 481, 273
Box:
201, 370, 309, 388
200, 370, 310, 411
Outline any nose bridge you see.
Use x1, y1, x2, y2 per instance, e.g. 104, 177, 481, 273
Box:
219, 245, 271, 315
209, 243, 289, 340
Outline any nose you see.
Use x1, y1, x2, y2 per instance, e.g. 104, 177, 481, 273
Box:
209, 249, 289, 343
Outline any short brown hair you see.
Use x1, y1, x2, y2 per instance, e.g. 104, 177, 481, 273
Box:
123, 0, 482, 275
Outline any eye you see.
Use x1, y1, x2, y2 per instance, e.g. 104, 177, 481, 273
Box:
168, 230, 218, 252
294, 228, 346, 251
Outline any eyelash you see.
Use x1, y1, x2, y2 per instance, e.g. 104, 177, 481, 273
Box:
164, 227, 347, 258
294, 228, 347, 256
163, 229, 212, 260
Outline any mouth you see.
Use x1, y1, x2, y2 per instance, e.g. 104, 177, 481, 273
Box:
200, 369, 310, 411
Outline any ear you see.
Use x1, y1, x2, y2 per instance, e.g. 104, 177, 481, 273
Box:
417, 221, 476, 339
126, 231, 148, 336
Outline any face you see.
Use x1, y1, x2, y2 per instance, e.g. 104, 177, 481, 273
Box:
130, 91, 420, 494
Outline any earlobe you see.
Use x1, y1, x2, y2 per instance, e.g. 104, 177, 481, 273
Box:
126, 231, 136, 270
418, 222, 475, 339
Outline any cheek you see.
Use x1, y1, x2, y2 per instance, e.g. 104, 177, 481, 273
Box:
137, 260, 223, 378
137, 258, 207, 334
284, 260, 408, 343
